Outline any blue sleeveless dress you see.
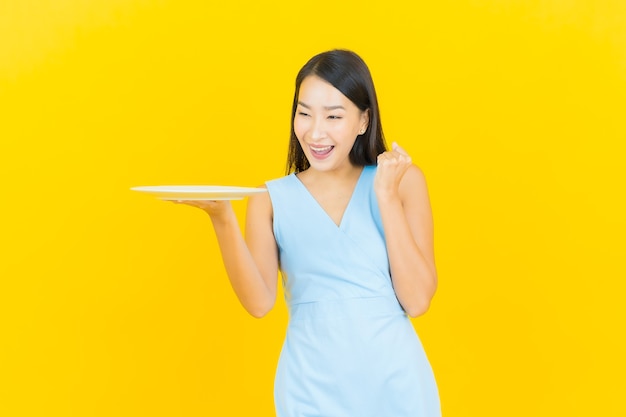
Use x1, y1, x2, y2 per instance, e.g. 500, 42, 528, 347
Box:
265, 165, 440, 417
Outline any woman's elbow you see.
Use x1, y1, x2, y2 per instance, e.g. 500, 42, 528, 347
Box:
404, 299, 432, 318
245, 298, 275, 318
404, 286, 437, 318
248, 309, 270, 319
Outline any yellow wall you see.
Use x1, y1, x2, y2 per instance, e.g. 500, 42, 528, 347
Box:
1, 0, 625, 415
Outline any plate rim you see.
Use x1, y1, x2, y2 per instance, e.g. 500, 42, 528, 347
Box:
130, 185, 268, 199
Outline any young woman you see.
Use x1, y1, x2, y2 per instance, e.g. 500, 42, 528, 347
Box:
179, 50, 440, 417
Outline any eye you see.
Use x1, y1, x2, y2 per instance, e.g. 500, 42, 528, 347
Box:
297, 111, 310, 117
327, 115, 342, 120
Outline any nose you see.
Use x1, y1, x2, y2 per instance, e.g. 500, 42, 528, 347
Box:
310, 117, 326, 140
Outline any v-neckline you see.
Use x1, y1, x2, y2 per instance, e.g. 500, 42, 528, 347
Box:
293, 167, 366, 229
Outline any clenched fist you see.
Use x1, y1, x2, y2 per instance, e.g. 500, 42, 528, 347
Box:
374, 142, 413, 201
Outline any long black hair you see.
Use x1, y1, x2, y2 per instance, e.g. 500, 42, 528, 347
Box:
286, 50, 387, 174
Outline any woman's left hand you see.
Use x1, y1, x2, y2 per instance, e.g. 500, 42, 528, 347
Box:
374, 141, 413, 201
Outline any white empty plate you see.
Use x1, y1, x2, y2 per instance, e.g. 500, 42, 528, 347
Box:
131, 185, 267, 200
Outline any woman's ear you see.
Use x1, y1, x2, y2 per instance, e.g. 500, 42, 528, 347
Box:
360, 109, 370, 133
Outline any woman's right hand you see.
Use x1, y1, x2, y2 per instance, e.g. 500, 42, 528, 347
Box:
172, 199, 234, 222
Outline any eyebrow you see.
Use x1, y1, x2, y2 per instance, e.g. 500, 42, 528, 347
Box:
297, 101, 345, 111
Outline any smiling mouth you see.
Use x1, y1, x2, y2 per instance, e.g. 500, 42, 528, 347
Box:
309, 145, 334, 156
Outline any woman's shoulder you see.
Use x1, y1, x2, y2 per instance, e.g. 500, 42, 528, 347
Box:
399, 163, 430, 201
404, 163, 426, 181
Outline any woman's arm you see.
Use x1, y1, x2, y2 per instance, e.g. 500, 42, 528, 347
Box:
178, 191, 278, 318
375, 143, 437, 317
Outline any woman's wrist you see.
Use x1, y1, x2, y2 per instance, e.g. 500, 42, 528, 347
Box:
375, 187, 402, 205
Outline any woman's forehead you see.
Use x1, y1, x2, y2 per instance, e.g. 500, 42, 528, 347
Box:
298, 76, 354, 108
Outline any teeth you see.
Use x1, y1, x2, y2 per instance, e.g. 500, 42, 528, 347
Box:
311, 145, 332, 152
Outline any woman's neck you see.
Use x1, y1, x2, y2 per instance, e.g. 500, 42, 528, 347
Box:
297, 163, 363, 187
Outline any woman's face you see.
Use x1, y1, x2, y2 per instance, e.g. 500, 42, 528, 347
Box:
293, 75, 369, 173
